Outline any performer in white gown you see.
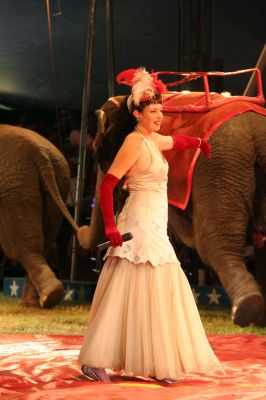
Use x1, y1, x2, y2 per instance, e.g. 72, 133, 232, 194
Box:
78, 68, 220, 383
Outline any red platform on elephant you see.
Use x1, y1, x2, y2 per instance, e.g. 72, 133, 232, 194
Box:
160, 100, 266, 209
1, 334, 266, 399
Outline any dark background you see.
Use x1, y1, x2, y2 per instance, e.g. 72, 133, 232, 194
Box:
0, 0, 265, 118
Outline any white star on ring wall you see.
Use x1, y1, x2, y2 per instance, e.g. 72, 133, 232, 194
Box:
207, 288, 221, 305
192, 288, 201, 303
77, 285, 87, 301
64, 286, 74, 301
9, 280, 20, 296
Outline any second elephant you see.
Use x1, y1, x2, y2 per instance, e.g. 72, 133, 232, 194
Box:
0, 125, 79, 307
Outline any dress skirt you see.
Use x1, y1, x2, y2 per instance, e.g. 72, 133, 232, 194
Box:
78, 256, 220, 380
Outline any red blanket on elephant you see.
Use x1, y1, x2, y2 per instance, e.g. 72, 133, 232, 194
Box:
160, 99, 266, 210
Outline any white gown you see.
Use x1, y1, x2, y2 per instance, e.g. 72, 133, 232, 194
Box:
78, 133, 220, 380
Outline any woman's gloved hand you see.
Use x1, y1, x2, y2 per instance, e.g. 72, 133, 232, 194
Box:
172, 135, 211, 158
105, 225, 123, 247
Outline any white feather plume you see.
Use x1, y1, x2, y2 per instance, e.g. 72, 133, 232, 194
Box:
131, 67, 156, 106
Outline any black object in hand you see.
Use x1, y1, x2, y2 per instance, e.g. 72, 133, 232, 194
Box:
97, 232, 133, 251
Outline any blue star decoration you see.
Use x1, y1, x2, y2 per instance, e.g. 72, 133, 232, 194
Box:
9, 280, 19, 296
3, 278, 230, 306
207, 288, 222, 305
61, 281, 96, 303
191, 285, 230, 306
4, 278, 25, 297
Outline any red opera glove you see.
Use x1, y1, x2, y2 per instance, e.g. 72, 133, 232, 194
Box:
99, 173, 123, 247
172, 135, 210, 158
199, 139, 211, 158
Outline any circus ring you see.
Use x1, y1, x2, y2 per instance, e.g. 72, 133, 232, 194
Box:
1, 278, 266, 399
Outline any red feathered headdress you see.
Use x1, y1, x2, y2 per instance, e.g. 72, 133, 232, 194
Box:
117, 67, 166, 111
116, 69, 137, 86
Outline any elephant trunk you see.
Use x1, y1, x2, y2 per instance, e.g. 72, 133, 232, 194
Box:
77, 167, 105, 250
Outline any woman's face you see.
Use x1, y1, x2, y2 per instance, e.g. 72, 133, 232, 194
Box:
134, 103, 163, 134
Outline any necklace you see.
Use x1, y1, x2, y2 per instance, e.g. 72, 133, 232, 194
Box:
135, 127, 153, 142
136, 126, 166, 164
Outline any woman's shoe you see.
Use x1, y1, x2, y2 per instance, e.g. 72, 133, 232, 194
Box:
81, 365, 111, 382
159, 378, 178, 384
150, 376, 178, 384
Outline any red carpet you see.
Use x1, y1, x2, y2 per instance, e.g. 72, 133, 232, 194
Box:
1, 334, 266, 399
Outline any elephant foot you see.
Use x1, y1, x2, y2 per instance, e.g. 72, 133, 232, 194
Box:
39, 280, 65, 308
232, 293, 264, 327
28, 265, 65, 308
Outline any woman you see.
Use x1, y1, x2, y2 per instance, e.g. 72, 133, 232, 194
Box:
78, 68, 220, 383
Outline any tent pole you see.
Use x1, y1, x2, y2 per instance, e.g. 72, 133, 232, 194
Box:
45, 0, 63, 147
70, 0, 97, 280
243, 43, 266, 96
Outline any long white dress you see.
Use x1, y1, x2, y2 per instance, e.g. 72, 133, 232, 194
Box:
78, 133, 220, 380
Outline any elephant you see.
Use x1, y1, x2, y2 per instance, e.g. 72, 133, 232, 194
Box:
78, 95, 266, 327
0, 124, 79, 308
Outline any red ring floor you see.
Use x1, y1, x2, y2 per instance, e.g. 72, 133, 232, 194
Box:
1, 334, 266, 399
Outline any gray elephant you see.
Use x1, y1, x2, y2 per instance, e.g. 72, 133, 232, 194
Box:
0, 124, 79, 308
78, 96, 266, 327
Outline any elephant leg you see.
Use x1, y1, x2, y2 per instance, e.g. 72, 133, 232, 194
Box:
19, 251, 65, 308
192, 141, 264, 326
0, 204, 64, 308
168, 205, 263, 325
208, 255, 264, 326
195, 211, 264, 326
168, 205, 195, 248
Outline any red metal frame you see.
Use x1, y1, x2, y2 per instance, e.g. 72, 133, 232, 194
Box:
151, 68, 265, 112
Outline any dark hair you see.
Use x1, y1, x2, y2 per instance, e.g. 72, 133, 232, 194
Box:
129, 92, 163, 113
96, 94, 162, 170
96, 97, 135, 170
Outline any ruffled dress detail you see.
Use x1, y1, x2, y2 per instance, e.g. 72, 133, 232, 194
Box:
103, 139, 177, 266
